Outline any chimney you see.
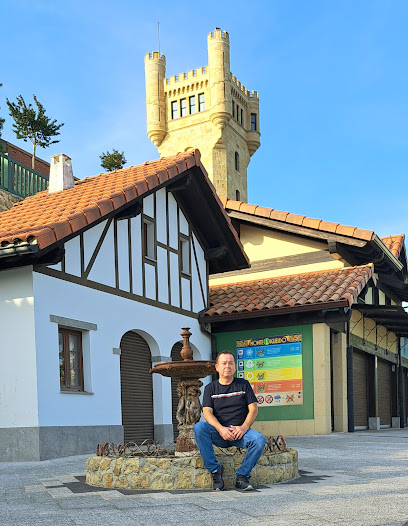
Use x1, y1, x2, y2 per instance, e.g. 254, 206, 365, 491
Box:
48, 154, 74, 193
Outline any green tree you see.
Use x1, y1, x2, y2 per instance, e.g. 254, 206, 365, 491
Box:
100, 148, 127, 172
6, 94, 64, 169
0, 84, 4, 137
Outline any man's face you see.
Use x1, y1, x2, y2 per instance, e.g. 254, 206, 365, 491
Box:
215, 353, 236, 378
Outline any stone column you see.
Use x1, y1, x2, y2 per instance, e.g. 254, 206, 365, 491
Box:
313, 323, 332, 434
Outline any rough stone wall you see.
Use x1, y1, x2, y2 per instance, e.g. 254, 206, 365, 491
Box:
0, 189, 21, 212
86, 448, 298, 490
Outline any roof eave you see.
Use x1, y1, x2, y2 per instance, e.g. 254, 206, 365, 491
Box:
199, 300, 350, 325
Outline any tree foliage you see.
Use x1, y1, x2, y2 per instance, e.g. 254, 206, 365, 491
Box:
0, 84, 4, 137
6, 94, 64, 168
100, 148, 127, 172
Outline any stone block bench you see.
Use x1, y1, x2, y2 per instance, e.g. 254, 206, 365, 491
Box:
86, 447, 298, 490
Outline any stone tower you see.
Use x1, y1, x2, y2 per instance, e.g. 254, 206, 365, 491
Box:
145, 29, 260, 202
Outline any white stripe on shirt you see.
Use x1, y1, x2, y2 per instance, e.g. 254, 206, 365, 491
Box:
211, 391, 246, 399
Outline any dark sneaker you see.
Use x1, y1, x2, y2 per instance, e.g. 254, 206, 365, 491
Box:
235, 475, 253, 491
211, 465, 224, 491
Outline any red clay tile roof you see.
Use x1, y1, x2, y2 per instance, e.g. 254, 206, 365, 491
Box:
219, 197, 375, 242
205, 264, 373, 317
0, 150, 243, 257
381, 234, 405, 259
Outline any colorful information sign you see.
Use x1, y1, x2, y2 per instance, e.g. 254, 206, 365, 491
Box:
236, 334, 303, 407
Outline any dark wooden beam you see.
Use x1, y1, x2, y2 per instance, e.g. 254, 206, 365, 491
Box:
228, 210, 367, 247
205, 246, 229, 261
116, 202, 142, 220
327, 241, 361, 266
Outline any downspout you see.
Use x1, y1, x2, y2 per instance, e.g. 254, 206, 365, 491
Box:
398, 337, 404, 428
346, 319, 354, 432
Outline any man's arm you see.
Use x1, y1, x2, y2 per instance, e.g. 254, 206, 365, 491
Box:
230, 402, 258, 440
202, 407, 235, 441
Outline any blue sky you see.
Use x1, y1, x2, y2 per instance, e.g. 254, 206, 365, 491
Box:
1, 0, 407, 237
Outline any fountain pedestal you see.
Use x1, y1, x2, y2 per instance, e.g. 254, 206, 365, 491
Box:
150, 328, 215, 455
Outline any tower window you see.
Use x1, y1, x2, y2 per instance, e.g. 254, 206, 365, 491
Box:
240, 108, 243, 126
180, 98, 187, 117
198, 93, 205, 112
235, 152, 239, 172
171, 101, 178, 120
235, 190, 240, 201
189, 96, 196, 114
251, 113, 257, 131
232, 100, 235, 118
236, 105, 239, 122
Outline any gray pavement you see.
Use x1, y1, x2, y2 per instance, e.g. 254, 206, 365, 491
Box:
2, 429, 408, 525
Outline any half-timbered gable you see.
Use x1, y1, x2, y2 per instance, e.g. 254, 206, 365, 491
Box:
0, 150, 248, 461
41, 188, 208, 317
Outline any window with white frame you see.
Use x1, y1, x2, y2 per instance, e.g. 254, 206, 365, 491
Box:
189, 96, 196, 114
143, 218, 156, 260
179, 235, 191, 275
59, 328, 84, 391
180, 98, 187, 117
171, 101, 178, 119
198, 93, 205, 112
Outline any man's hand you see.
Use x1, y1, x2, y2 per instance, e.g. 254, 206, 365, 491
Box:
218, 426, 235, 441
229, 424, 249, 440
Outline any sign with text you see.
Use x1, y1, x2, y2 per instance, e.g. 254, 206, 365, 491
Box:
236, 334, 303, 407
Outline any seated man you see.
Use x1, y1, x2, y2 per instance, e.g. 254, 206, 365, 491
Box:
194, 351, 266, 491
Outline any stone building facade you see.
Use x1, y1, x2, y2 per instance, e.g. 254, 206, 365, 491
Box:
145, 29, 260, 202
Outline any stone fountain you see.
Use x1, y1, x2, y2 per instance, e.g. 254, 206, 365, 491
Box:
149, 327, 216, 455
85, 328, 298, 490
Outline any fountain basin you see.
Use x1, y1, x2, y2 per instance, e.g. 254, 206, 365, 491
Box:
149, 360, 215, 378
86, 447, 298, 490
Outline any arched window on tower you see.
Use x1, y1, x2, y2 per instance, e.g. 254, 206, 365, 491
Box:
235, 190, 240, 201
235, 151, 239, 172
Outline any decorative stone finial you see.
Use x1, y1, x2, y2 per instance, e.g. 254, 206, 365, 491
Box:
180, 328, 193, 360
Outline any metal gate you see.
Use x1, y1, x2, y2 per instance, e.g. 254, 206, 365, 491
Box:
171, 342, 183, 441
120, 331, 154, 443
353, 351, 368, 428
378, 359, 391, 426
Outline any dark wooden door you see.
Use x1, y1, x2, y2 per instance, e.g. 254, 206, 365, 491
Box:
353, 351, 368, 428
120, 331, 154, 443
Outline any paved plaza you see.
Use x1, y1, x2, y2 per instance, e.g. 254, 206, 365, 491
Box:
1, 429, 408, 525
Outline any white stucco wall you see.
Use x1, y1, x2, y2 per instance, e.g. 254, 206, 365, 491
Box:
32, 271, 211, 428
0, 267, 38, 427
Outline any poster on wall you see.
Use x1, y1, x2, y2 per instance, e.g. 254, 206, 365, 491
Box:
236, 333, 303, 407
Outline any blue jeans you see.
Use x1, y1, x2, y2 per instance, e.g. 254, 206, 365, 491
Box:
194, 421, 266, 478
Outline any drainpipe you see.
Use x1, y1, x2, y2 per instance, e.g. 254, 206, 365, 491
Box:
346, 319, 354, 432
398, 338, 404, 428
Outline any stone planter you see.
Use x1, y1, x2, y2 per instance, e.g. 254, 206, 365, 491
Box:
86, 447, 298, 490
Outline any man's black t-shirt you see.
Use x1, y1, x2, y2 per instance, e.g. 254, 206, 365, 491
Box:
202, 378, 258, 427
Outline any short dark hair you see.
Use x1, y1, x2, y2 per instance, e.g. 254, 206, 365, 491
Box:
216, 351, 236, 364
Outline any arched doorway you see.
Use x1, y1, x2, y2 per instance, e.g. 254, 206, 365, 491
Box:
120, 331, 154, 443
171, 342, 183, 441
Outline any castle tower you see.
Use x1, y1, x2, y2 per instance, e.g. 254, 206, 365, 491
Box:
144, 29, 260, 202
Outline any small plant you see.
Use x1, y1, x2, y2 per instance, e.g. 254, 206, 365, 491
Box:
100, 148, 127, 172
